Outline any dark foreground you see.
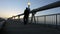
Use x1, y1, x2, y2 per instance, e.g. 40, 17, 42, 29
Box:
0, 20, 60, 34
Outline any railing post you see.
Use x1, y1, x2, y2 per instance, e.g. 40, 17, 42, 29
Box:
31, 14, 33, 23
18, 16, 20, 19
34, 15, 36, 23
56, 14, 57, 29
44, 16, 46, 26
13, 17, 15, 19
37, 16, 38, 24
31, 12, 36, 23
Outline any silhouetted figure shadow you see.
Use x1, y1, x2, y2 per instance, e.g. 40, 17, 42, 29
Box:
23, 7, 30, 25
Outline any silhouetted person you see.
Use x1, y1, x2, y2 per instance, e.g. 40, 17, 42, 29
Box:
24, 7, 30, 25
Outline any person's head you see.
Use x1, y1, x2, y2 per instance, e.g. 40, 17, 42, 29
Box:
26, 7, 30, 10
26, 7, 28, 9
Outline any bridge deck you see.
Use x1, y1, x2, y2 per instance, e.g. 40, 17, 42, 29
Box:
0, 20, 60, 34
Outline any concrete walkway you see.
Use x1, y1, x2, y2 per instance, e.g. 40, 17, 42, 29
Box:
0, 20, 60, 34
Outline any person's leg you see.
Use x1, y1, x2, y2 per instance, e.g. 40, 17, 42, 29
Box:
24, 15, 29, 25
26, 18, 28, 24
24, 16, 26, 24
26, 16, 29, 24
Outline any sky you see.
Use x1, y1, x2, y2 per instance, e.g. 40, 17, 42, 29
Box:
0, 0, 60, 19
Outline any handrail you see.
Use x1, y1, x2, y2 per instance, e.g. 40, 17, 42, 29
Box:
17, 1, 60, 16
36, 13, 60, 17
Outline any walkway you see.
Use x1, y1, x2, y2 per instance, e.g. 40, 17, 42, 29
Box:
0, 20, 60, 34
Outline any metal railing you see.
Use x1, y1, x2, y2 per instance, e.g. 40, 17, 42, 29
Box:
7, 1, 60, 29
28, 13, 60, 29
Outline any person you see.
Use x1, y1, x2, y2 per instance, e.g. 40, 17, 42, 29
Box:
23, 7, 30, 25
